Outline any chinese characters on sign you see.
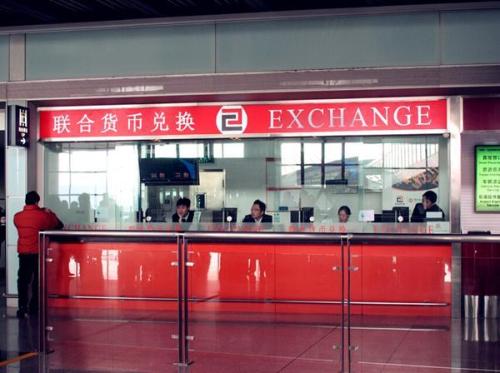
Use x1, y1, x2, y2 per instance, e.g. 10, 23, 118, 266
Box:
46, 109, 199, 138
39, 99, 448, 141
475, 145, 500, 212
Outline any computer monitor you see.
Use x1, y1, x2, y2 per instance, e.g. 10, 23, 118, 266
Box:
212, 208, 238, 223
392, 206, 410, 223
139, 158, 199, 185
302, 207, 314, 223
381, 210, 396, 223
212, 210, 223, 223
290, 208, 314, 223
223, 208, 237, 223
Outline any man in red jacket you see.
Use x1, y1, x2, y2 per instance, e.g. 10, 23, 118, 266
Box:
14, 191, 63, 318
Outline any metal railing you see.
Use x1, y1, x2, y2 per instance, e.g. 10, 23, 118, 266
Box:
38, 230, 500, 371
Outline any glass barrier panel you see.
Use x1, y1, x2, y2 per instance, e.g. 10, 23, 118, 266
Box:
348, 242, 454, 373
185, 240, 343, 372
43, 238, 179, 372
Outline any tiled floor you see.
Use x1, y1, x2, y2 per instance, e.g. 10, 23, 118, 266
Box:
0, 301, 39, 373
1, 300, 500, 372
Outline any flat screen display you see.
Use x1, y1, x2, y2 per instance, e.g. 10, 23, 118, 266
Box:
475, 145, 500, 212
139, 158, 199, 185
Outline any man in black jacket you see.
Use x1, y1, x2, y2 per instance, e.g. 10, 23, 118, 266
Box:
172, 197, 194, 223
242, 200, 273, 223
411, 190, 445, 222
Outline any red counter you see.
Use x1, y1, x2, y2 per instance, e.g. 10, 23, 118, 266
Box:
46, 241, 452, 317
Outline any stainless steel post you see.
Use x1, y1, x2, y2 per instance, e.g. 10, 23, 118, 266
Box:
463, 317, 480, 342
38, 233, 50, 373
182, 236, 192, 365
484, 295, 498, 319
340, 235, 345, 373
483, 318, 498, 342
346, 235, 352, 373
38, 233, 46, 354
176, 235, 185, 365
38, 233, 47, 373
464, 295, 480, 318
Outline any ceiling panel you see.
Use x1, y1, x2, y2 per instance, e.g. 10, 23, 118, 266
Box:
0, 0, 496, 27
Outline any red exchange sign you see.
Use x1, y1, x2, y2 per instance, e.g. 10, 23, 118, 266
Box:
39, 99, 448, 141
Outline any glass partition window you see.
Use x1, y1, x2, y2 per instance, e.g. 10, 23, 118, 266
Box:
179, 143, 204, 158
154, 144, 176, 158
213, 143, 245, 158
44, 135, 449, 228
45, 143, 140, 226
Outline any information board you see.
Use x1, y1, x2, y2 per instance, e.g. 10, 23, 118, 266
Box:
476, 145, 500, 212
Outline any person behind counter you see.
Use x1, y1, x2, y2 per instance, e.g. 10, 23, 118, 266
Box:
172, 197, 194, 223
338, 205, 351, 223
411, 190, 445, 222
243, 199, 273, 223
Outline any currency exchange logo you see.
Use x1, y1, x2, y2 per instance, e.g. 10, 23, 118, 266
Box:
216, 106, 248, 135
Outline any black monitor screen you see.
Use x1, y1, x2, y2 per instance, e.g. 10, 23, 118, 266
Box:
381, 210, 396, 223
302, 207, 314, 223
212, 208, 238, 223
392, 206, 410, 222
212, 210, 223, 223
223, 208, 237, 223
290, 208, 314, 223
139, 158, 199, 185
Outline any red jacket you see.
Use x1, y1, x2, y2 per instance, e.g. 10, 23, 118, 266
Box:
14, 205, 63, 254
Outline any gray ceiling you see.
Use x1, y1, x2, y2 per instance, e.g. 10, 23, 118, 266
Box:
0, 0, 494, 27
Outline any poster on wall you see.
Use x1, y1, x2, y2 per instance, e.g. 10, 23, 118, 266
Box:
475, 145, 500, 212
382, 167, 440, 219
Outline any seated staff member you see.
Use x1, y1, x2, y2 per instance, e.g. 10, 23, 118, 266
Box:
172, 197, 194, 223
242, 200, 273, 223
338, 205, 351, 223
410, 203, 425, 223
411, 190, 445, 222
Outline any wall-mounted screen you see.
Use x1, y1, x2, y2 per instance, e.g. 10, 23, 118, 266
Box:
139, 158, 199, 185
475, 145, 500, 212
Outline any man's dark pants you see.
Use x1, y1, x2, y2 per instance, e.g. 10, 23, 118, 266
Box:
17, 254, 38, 314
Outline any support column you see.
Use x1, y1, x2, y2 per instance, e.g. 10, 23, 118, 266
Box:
5, 33, 27, 307
448, 96, 463, 318
448, 96, 463, 372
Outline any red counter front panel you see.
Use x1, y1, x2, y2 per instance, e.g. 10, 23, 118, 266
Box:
46, 241, 451, 316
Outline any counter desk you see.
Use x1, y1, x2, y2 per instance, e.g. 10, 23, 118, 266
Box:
43, 224, 452, 319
